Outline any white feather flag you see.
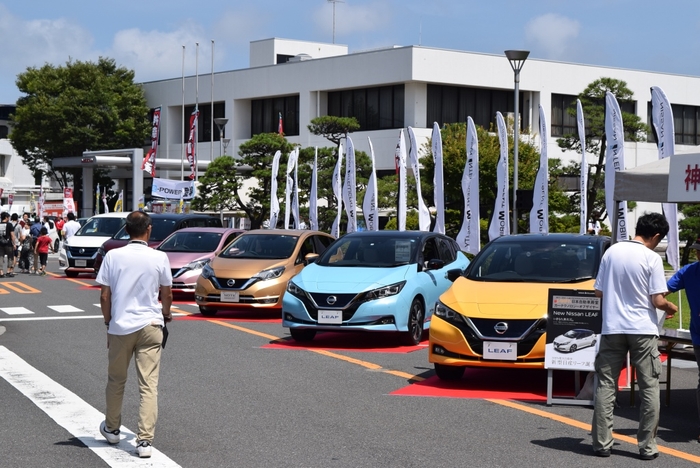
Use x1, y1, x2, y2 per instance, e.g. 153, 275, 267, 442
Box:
455, 117, 480, 255
432, 122, 445, 234
604, 91, 628, 241
342, 137, 357, 233
363, 138, 379, 231
407, 127, 431, 231
269, 150, 281, 229
529, 105, 549, 233
489, 112, 510, 240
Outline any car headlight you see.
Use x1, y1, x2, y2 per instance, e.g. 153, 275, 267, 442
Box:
434, 302, 465, 324
358, 281, 406, 302
252, 266, 285, 281
201, 263, 215, 279
184, 259, 210, 271
286, 280, 306, 298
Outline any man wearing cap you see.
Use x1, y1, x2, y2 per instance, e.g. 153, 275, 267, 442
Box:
666, 236, 700, 443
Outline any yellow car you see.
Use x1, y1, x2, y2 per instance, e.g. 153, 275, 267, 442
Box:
195, 229, 335, 316
429, 234, 609, 380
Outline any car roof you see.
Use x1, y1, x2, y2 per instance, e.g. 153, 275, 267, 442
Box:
146, 213, 219, 220
166, 227, 244, 234
489, 233, 610, 245
242, 229, 332, 236
340, 230, 445, 240
89, 212, 131, 218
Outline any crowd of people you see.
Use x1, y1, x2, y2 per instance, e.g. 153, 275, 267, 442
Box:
0, 211, 80, 277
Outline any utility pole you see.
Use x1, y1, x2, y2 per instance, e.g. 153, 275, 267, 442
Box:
328, 0, 344, 44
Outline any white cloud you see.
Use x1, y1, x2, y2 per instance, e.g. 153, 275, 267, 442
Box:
525, 13, 581, 60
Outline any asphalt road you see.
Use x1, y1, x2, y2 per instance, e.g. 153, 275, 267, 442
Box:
1, 253, 700, 467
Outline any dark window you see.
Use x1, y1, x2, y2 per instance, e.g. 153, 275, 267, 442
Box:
276, 54, 294, 64
0, 105, 15, 121
648, 101, 700, 146
183, 102, 225, 143
426, 84, 520, 130
437, 238, 456, 263
551, 94, 577, 137
327, 85, 404, 131
0, 125, 8, 139
251, 95, 299, 137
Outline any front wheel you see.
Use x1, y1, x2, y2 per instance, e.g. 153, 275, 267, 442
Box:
290, 328, 316, 342
434, 363, 466, 381
569, 344, 577, 353
199, 306, 217, 317
401, 298, 424, 346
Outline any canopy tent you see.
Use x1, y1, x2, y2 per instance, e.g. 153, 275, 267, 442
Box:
614, 152, 700, 203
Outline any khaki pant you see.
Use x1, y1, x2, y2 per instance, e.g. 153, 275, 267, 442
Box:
592, 334, 661, 456
105, 324, 163, 443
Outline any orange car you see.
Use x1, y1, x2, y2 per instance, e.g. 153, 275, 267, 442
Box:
194, 229, 335, 316
429, 233, 609, 380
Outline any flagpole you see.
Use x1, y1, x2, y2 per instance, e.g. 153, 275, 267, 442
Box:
195, 42, 199, 183
181, 45, 185, 182
210, 39, 214, 162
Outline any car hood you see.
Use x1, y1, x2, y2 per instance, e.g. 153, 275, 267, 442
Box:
209, 256, 289, 276
65, 236, 113, 248
439, 277, 596, 320
166, 251, 214, 269
293, 263, 412, 292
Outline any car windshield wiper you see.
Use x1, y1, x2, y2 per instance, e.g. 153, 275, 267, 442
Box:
552, 276, 594, 283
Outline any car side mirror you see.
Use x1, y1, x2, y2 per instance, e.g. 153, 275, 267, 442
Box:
426, 258, 445, 270
446, 268, 463, 282
304, 253, 320, 266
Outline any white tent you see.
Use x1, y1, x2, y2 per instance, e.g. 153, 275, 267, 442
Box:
615, 152, 700, 203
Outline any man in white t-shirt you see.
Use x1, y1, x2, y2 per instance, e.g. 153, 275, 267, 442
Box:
95, 211, 173, 458
62, 212, 81, 240
591, 212, 678, 460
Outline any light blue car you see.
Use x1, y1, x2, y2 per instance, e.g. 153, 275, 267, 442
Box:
282, 231, 469, 345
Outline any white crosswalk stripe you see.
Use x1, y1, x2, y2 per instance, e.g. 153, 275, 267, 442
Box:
48, 305, 84, 313
1, 307, 34, 315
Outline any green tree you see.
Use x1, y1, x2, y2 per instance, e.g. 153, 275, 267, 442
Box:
307, 116, 360, 146
10, 57, 150, 204
556, 78, 648, 229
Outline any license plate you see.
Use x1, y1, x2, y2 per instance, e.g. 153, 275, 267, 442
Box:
318, 309, 342, 324
483, 341, 517, 361
220, 291, 239, 303
75, 260, 87, 267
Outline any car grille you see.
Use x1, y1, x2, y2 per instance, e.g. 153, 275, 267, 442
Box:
201, 294, 267, 304
294, 292, 360, 322
308, 293, 357, 308
451, 317, 546, 358
68, 247, 98, 257
212, 276, 253, 290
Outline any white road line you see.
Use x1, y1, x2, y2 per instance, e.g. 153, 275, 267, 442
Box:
48, 305, 84, 313
0, 313, 186, 322
0, 346, 181, 467
1, 307, 34, 315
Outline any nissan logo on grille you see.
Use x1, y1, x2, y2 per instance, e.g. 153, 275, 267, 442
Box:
79, 248, 85, 254
494, 322, 508, 334
326, 296, 337, 305
226, 279, 236, 287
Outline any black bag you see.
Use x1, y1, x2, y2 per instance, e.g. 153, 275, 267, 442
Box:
0, 223, 11, 245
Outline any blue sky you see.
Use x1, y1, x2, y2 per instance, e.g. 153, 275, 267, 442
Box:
1, 0, 699, 103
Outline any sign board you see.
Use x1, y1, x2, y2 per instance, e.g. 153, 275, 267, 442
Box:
669, 153, 700, 202
544, 289, 602, 371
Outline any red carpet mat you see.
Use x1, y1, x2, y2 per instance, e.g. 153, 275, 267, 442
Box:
177, 310, 282, 323
263, 331, 428, 353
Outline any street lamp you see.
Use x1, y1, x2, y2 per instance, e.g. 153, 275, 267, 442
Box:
505, 49, 529, 234
221, 138, 231, 156
213, 117, 228, 158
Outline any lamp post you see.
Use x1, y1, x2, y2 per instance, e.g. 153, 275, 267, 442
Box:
213, 117, 228, 158
505, 50, 529, 234
221, 138, 231, 156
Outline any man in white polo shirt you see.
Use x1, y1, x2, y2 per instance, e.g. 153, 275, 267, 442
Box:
96, 211, 173, 458
591, 212, 678, 460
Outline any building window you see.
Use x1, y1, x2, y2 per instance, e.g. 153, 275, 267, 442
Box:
647, 102, 700, 145
183, 102, 226, 143
276, 54, 294, 64
0, 155, 5, 177
551, 94, 577, 137
426, 84, 520, 131
0, 125, 8, 139
328, 85, 404, 131
0, 105, 15, 121
251, 95, 299, 137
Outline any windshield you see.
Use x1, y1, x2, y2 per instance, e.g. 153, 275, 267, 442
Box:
159, 232, 223, 253
316, 235, 418, 267
467, 239, 600, 283
221, 234, 298, 259
113, 218, 177, 242
563, 330, 578, 338
75, 217, 126, 237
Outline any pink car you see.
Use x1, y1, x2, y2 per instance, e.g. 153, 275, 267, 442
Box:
158, 227, 244, 295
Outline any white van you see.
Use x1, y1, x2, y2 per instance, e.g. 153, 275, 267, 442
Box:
58, 212, 129, 277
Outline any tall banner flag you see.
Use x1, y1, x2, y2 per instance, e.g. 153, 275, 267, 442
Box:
102, 190, 110, 213
292, 148, 300, 229
432, 122, 445, 234
269, 150, 282, 229
456, 117, 480, 255
309, 147, 319, 231
38, 186, 45, 219
141, 106, 161, 177
63, 187, 76, 216
397, 130, 408, 231
577, 99, 588, 235
138, 194, 145, 211
363, 137, 379, 231
186, 108, 199, 180
278, 112, 284, 135
151, 178, 195, 200
7, 193, 13, 208
284, 149, 298, 230
342, 137, 357, 233
178, 192, 184, 214
30, 191, 36, 215
651, 86, 679, 272
331, 143, 344, 238
530, 105, 549, 233
604, 91, 628, 241
95, 184, 100, 215
489, 112, 510, 241
114, 190, 124, 213
406, 127, 431, 231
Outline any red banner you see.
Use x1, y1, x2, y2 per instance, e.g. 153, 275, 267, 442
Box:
186, 109, 199, 180
142, 107, 161, 177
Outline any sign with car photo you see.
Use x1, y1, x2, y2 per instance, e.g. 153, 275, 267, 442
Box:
544, 289, 602, 371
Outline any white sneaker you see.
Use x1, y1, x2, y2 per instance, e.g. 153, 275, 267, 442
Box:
99, 421, 120, 444
136, 440, 152, 458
